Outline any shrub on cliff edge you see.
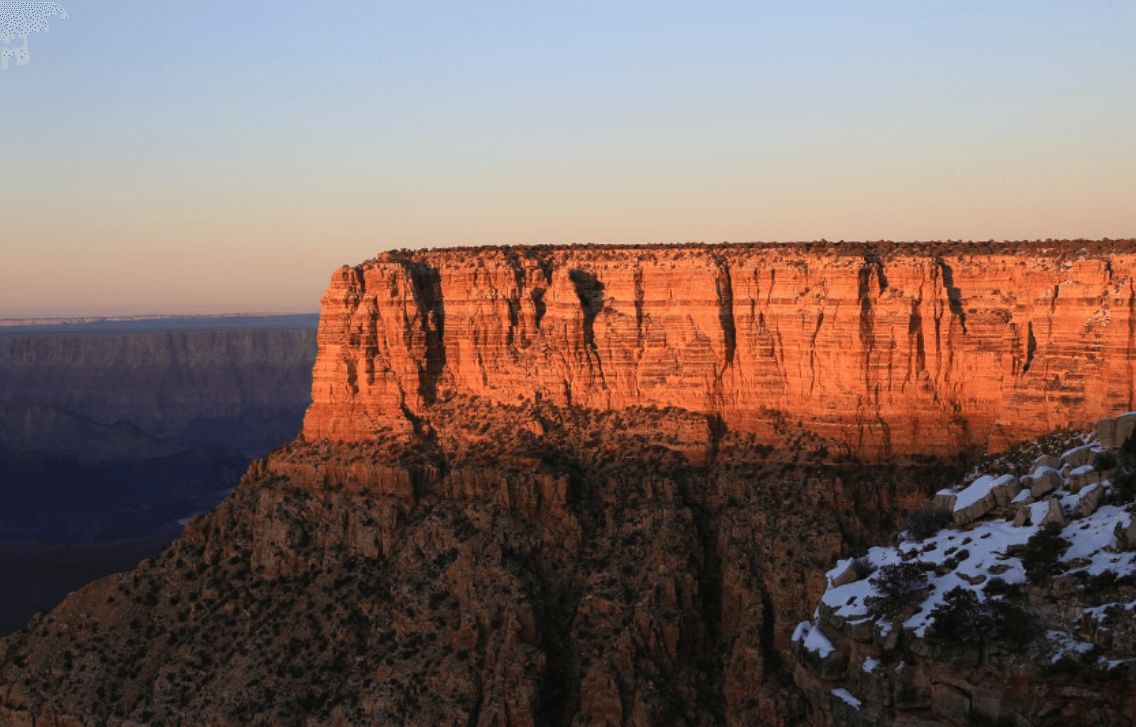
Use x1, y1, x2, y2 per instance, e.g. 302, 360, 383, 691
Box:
865, 562, 929, 621
900, 505, 952, 542
926, 586, 1039, 650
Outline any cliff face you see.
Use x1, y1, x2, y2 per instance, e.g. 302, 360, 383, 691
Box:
304, 242, 1136, 459
0, 329, 318, 456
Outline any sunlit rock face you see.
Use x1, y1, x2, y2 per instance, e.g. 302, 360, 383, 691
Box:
305, 241, 1136, 459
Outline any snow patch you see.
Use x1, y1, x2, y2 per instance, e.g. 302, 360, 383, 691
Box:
831, 688, 861, 709
794, 621, 835, 658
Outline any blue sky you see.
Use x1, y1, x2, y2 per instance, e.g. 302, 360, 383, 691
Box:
2, 1, 1134, 316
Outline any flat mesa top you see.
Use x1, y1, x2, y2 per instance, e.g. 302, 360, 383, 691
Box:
363, 239, 1136, 266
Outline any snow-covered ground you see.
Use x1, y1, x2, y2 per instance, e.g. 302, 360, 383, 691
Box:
797, 422, 1136, 697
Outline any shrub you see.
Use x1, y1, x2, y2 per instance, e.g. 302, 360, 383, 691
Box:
983, 577, 1024, 599
927, 587, 1039, 650
1022, 523, 1071, 585
865, 562, 929, 621
852, 556, 878, 580
901, 506, 953, 542
926, 587, 985, 645
1093, 450, 1117, 472
1077, 569, 1136, 597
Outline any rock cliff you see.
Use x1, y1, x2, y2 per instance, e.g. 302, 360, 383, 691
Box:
4, 241, 1136, 727
304, 241, 1136, 460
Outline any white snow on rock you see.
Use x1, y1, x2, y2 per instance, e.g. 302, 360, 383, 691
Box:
951, 475, 999, 511
831, 688, 862, 709
862, 656, 879, 673
1047, 630, 1097, 663
1060, 506, 1136, 577
793, 621, 835, 658
1083, 600, 1136, 623
821, 547, 903, 619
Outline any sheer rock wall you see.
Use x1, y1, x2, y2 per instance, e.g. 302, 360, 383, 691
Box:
304, 242, 1136, 459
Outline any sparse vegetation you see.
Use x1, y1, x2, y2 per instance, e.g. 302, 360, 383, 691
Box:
900, 505, 952, 542
865, 562, 929, 621
1022, 523, 1071, 585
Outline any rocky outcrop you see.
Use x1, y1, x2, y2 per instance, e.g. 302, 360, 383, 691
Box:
793, 413, 1136, 726
304, 241, 1136, 459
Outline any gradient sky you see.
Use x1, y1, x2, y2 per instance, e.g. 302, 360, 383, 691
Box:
2, 1, 1134, 317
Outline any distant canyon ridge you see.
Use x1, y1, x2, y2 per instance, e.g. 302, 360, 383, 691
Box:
306, 240, 1136, 460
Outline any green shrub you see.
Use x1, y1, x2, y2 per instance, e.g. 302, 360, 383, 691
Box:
927, 587, 1039, 650
852, 556, 877, 580
901, 506, 953, 542
865, 562, 929, 621
1022, 523, 1071, 585
1093, 450, 1117, 472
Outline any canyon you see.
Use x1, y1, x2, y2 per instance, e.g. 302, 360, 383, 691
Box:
1, 241, 1135, 727
0, 327, 318, 457
0, 323, 319, 635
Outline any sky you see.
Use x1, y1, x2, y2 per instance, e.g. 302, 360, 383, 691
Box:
2, 1, 1134, 318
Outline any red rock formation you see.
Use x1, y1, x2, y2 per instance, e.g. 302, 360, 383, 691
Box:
304, 241, 1136, 459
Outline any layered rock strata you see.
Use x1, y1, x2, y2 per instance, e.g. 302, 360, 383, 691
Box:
304, 241, 1136, 460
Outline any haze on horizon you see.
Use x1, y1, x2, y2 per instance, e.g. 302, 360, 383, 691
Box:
2, 0, 1133, 319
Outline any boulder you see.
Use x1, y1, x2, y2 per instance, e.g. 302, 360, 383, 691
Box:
990, 475, 1022, 507
954, 491, 997, 525
1116, 411, 1136, 450
1031, 454, 1062, 473
1040, 498, 1066, 528
1078, 484, 1103, 518
933, 490, 957, 513
1114, 517, 1136, 550
1098, 417, 1117, 450
1067, 465, 1101, 493
1061, 444, 1096, 468
1013, 507, 1032, 527
1027, 467, 1063, 498
830, 561, 859, 588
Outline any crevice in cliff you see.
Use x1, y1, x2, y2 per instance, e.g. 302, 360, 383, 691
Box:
402, 262, 447, 406
712, 256, 737, 370
808, 312, 824, 397
1023, 321, 1037, 374
858, 263, 877, 403
758, 587, 787, 684
533, 288, 548, 329
936, 259, 968, 335
633, 267, 645, 345
569, 270, 607, 387
908, 300, 926, 377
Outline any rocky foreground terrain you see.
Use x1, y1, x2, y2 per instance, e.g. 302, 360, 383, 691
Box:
2, 241, 1136, 726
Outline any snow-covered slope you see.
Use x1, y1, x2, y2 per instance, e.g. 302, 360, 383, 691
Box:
792, 413, 1136, 726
